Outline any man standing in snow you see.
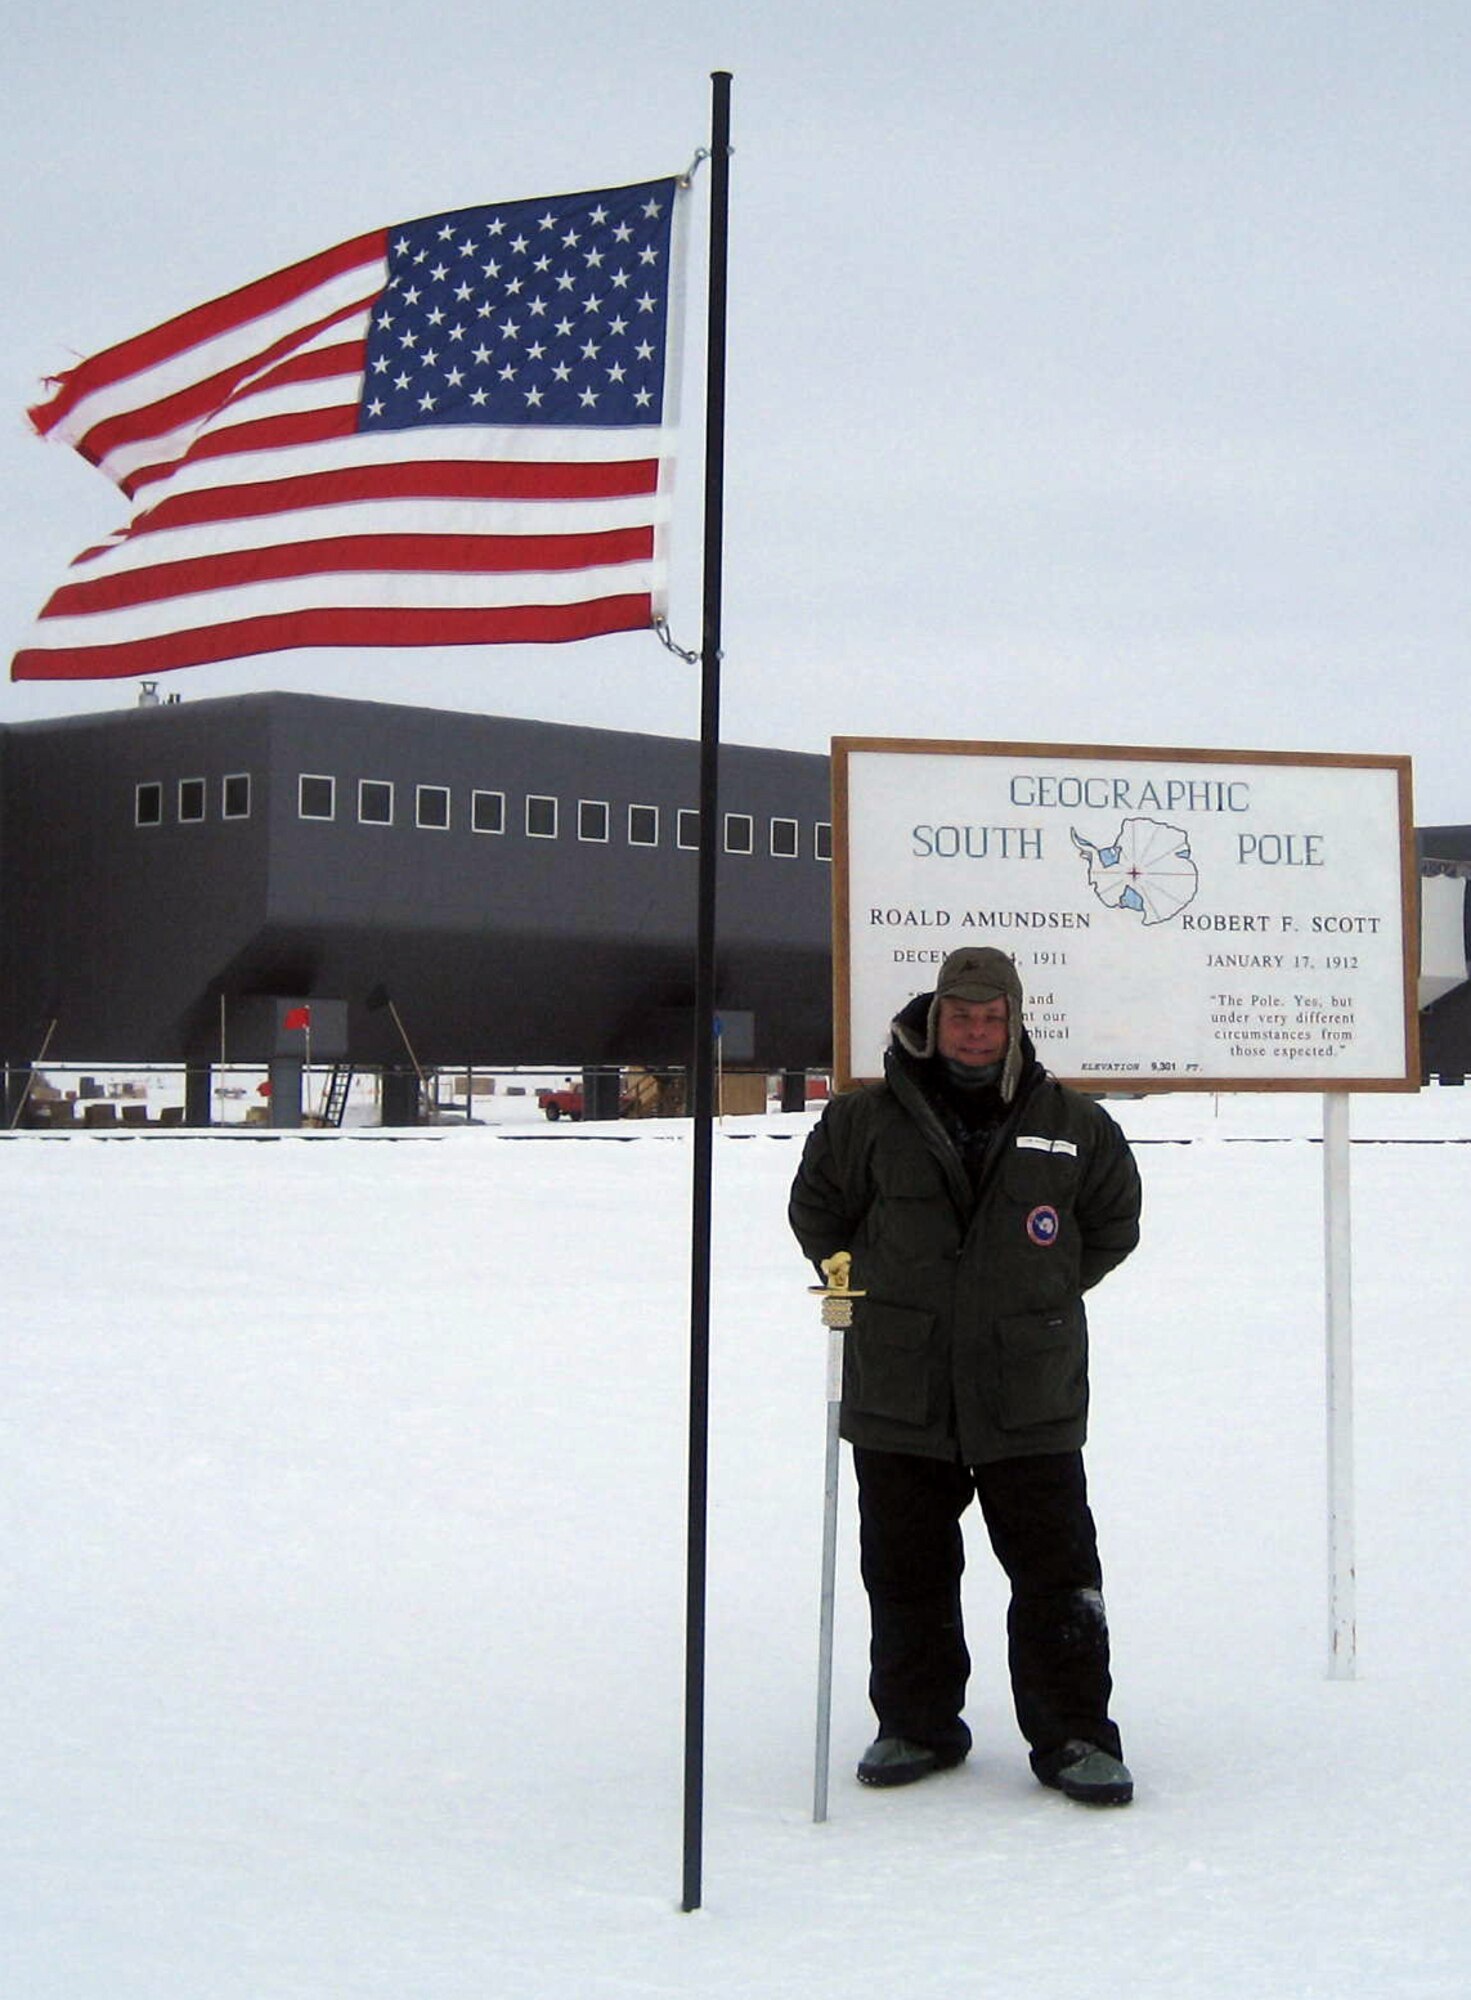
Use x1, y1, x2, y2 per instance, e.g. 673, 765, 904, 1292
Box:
789, 946, 1141, 1805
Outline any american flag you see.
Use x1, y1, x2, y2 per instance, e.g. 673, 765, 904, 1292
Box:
12, 177, 683, 682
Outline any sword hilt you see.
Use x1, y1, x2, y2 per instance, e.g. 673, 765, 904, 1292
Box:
809, 1249, 866, 1328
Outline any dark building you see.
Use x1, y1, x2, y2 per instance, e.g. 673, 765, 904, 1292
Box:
1417, 826, 1471, 1085
0, 690, 834, 1088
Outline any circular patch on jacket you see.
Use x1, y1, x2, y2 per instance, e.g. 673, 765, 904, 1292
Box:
1026, 1204, 1060, 1246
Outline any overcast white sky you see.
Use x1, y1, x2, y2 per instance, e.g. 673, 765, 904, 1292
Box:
4, 2, 1468, 819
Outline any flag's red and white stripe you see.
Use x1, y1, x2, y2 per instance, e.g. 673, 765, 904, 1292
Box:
15, 223, 674, 681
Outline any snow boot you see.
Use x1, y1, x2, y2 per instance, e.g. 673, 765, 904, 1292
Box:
1036, 1739, 1133, 1806
857, 1736, 966, 1788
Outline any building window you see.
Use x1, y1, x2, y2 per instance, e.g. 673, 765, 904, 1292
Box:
417, 785, 451, 830
222, 773, 251, 819
815, 821, 833, 862
628, 804, 659, 846
178, 777, 207, 824
526, 794, 558, 839
299, 774, 335, 820
677, 808, 701, 850
135, 781, 163, 827
472, 789, 505, 835
359, 779, 394, 825
578, 799, 610, 843
724, 813, 754, 855
770, 816, 799, 859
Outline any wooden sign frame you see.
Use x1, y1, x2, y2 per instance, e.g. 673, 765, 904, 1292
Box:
832, 737, 1420, 1093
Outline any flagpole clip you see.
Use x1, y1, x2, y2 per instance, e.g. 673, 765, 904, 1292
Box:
680, 140, 732, 187
654, 618, 700, 665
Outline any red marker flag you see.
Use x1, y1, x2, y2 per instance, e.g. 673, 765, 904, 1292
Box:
283, 1005, 311, 1032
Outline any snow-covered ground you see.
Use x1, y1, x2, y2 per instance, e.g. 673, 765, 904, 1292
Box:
3, 1091, 1469, 1997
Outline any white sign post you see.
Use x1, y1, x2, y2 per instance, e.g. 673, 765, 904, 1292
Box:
832, 739, 1420, 1680
1323, 1092, 1356, 1677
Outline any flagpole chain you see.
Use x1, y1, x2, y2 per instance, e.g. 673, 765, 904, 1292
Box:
654, 618, 701, 665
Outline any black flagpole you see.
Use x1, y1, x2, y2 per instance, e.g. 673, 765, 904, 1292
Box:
682, 66, 732, 1917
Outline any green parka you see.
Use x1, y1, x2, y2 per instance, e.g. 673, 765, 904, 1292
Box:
789, 1027, 1141, 1467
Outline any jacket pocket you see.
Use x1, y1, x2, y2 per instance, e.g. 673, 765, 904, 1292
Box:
865, 1152, 962, 1267
996, 1303, 1087, 1430
872, 1151, 947, 1198
1001, 1142, 1079, 1204
847, 1299, 933, 1427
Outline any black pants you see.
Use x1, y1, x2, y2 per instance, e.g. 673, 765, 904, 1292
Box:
853, 1445, 1122, 1771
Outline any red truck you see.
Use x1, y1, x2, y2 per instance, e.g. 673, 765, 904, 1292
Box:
536, 1081, 585, 1121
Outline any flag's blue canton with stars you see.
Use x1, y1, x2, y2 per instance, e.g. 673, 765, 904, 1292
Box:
359, 178, 676, 434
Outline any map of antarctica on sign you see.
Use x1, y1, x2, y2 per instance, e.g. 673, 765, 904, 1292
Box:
1070, 817, 1200, 928
834, 740, 1418, 1092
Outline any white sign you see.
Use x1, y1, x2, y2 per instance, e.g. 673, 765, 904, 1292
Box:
834, 739, 1419, 1092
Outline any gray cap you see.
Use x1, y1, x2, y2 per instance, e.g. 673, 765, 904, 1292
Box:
893, 946, 1027, 1101
935, 946, 1024, 1012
